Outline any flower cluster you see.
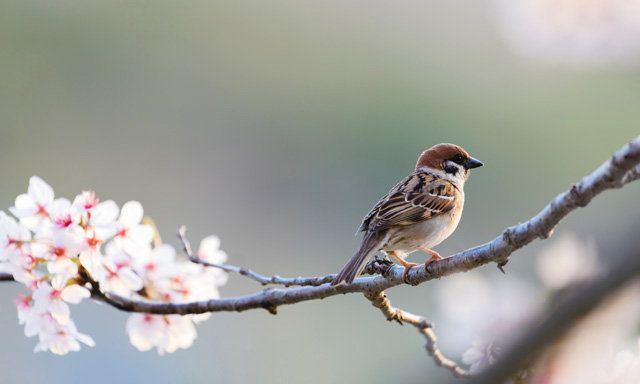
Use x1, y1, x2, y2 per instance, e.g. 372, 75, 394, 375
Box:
0, 176, 228, 355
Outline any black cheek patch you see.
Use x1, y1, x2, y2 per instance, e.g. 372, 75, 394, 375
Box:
443, 164, 458, 175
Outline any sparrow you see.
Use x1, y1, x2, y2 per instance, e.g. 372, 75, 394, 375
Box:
331, 143, 483, 286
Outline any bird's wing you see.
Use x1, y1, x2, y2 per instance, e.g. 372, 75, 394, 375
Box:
358, 172, 457, 233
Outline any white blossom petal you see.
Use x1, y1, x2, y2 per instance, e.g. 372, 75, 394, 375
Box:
118, 267, 144, 292
49, 300, 71, 324
61, 284, 90, 304
79, 249, 104, 279
47, 258, 78, 279
92, 200, 119, 224
32, 284, 54, 310
119, 201, 144, 226
89, 200, 120, 239
10, 194, 38, 219
74, 332, 95, 348
198, 235, 228, 264
50, 274, 68, 291
28, 176, 55, 206
128, 225, 154, 243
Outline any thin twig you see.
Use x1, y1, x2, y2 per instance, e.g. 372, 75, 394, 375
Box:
177, 225, 334, 287
366, 291, 469, 378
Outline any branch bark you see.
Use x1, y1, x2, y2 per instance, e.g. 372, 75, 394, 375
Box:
0, 273, 14, 281
87, 136, 640, 315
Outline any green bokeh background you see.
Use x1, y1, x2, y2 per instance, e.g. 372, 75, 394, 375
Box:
1, 1, 638, 383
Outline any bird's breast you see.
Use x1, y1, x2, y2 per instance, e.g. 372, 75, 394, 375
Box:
382, 198, 464, 256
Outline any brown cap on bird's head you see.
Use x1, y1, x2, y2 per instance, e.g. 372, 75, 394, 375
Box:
415, 143, 483, 172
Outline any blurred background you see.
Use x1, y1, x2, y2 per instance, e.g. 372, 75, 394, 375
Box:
1, 0, 639, 383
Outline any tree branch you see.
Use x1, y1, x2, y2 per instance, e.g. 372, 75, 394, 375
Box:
365, 290, 469, 377
622, 163, 640, 184
0, 273, 14, 282
86, 136, 640, 315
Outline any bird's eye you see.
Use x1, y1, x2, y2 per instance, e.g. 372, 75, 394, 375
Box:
453, 154, 464, 164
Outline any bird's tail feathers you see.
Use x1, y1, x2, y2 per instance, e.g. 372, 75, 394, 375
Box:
331, 232, 382, 286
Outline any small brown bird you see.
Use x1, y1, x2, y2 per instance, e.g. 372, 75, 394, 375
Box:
331, 143, 483, 286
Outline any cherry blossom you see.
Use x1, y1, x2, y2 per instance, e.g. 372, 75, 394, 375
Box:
126, 313, 166, 352
0, 211, 32, 260
48, 198, 76, 231
25, 309, 57, 339
126, 313, 197, 355
10, 267, 44, 291
78, 232, 105, 279
155, 315, 197, 355
133, 243, 177, 283
34, 226, 88, 277
84, 200, 119, 240
32, 274, 90, 324
461, 339, 497, 374
33, 317, 95, 355
15, 295, 33, 325
9, 176, 56, 235
124, 239, 228, 353
72, 190, 99, 215
97, 242, 143, 297
3, 176, 229, 355
198, 235, 228, 264
113, 201, 154, 259
198, 235, 229, 287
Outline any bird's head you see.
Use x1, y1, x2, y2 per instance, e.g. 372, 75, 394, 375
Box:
415, 143, 483, 184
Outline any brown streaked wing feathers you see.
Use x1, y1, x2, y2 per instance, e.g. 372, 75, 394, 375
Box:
358, 172, 456, 233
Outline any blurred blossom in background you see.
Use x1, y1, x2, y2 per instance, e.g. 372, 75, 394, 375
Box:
533, 282, 640, 384
605, 339, 640, 384
435, 270, 540, 373
435, 270, 539, 356
494, 0, 640, 68
536, 232, 599, 290
1, 0, 640, 383
435, 232, 640, 379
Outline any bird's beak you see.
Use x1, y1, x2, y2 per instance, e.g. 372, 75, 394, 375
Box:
465, 157, 484, 169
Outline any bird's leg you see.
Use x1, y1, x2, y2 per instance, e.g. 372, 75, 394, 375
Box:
418, 248, 442, 265
418, 248, 442, 279
388, 251, 420, 283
